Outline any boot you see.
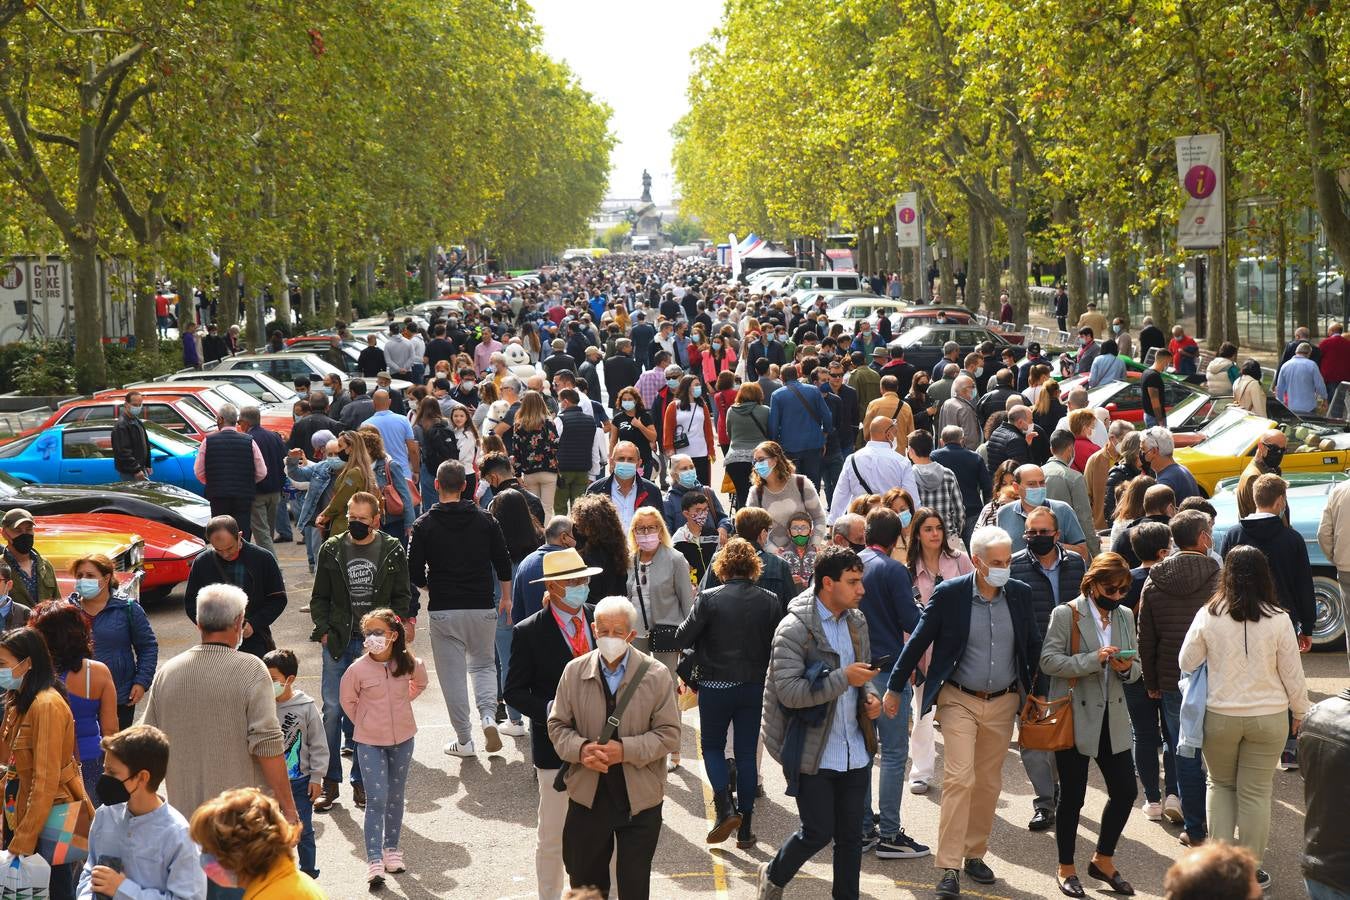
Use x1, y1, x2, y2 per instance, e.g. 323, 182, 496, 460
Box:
736, 810, 757, 849
313, 778, 339, 812
706, 788, 742, 844
726, 759, 739, 806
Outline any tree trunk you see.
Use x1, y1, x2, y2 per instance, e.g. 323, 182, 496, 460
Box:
1150, 231, 1174, 333
219, 256, 240, 332
1205, 249, 1224, 349
319, 257, 337, 323
69, 237, 106, 392
1302, 0, 1350, 296
245, 262, 263, 350
301, 278, 316, 322
937, 233, 955, 305
391, 248, 408, 296
1006, 213, 1030, 323
421, 246, 436, 302
1276, 215, 1287, 351
983, 214, 1000, 316
966, 201, 984, 311
337, 262, 354, 322
272, 258, 290, 328
133, 269, 157, 352
1054, 200, 1088, 324
1107, 230, 1129, 325
355, 257, 371, 315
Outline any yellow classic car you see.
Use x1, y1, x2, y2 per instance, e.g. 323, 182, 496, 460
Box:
33, 524, 144, 601
1173, 407, 1350, 496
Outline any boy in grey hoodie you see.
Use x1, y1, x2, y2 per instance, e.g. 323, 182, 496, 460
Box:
265, 648, 329, 880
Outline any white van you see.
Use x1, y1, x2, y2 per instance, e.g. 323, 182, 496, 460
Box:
789, 270, 866, 302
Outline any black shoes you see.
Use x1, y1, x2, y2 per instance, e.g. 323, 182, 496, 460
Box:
963, 858, 996, 884
936, 868, 960, 898
706, 788, 741, 844
735, 811, 756, 849
1029, 808, 1055, 831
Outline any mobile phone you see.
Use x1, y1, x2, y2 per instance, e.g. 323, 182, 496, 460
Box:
869, 654, 894, 671
1114, 649, 1137, 660
94, 856, 123, 900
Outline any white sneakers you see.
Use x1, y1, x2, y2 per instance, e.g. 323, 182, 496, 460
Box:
482, 716, 503, 752
1163, 794, 1184, 825
499, 721, 528, 737
1142, 800, 1163, 821
443, 739, 476, 757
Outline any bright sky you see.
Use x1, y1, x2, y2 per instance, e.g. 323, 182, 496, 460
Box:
531, 0, 725, 205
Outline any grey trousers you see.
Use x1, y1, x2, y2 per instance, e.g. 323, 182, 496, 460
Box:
429, 608, 500, 744
1021, 747, 1059, 812
251, 492, 281, 557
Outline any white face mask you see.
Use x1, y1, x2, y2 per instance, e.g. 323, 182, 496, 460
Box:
363, 634, 387, 654
983, 565, 1012, 588
596, 635, 629, 663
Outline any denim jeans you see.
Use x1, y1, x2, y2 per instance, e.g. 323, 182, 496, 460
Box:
419, 465, 437, 516
1161, 689, 1207, 839
495, 603, 523, 724
275, 493, 293, 542
304, 524, 324, 570
820, 450, 844, 506
321, 637, 364, 785
697, 682, 764, 814
290, 777, 318, 877
1307, 878, 1350, 899
1123, 678, 1176, 803
766, 765, 871, 899
356, 738, 415, 862
863, 675, 911, 838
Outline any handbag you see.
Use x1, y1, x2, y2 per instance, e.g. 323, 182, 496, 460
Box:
381, 479, 404, 517
552, 656, 653, 792
1017, 604, 1080, 752
37, 799, 92, 867
0, 851, 49, 899
634, 558, 681, 654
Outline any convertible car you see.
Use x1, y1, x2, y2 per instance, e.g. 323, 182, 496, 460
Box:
1211, 472, 1349, 649
0, 422, 203, 494
1173, 408, 1350, 496
32, 512, 201, 603
0, 476, 209, 535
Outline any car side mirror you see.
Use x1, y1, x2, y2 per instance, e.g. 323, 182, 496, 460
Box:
151, 452, 170, 462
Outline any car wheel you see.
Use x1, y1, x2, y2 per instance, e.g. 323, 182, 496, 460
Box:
1311, 574, 1347, 651
139, 586, 171, 607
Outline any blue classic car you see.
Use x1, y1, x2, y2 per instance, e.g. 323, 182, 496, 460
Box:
0, 421, 204, 495
1210, 472, 1348, 650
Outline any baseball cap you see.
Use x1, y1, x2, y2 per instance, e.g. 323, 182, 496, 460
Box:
1, 509, 34, 530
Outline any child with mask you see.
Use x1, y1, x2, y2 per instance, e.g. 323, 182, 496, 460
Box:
339, 609, 427, 889
264, 649, 328, 881
79, 725, 206, 900
781, 511, 819, 590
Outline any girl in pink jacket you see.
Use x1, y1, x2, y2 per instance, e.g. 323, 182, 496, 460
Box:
339, 609, 428, 889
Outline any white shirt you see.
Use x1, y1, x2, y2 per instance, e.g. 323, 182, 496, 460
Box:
1054, 412, 1108, 447
674, 405, 708, 457
828, 440, 920, 521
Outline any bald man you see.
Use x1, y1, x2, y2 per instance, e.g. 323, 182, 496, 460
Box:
368, 388, 419, 499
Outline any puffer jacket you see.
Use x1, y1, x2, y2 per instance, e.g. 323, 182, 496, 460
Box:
985, 421, 1031, 475
1205, 355, 1237, 395
762, 592, 879, 776
339, 652, 428, 746
1299, 688, 1350, 893
1010, 546, 1087, 638
1102, 460, 1142, 524
674, 578, 782, 684
1137, 551, 1219, 693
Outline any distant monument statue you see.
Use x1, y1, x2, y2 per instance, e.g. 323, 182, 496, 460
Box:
640, 169, 653, 203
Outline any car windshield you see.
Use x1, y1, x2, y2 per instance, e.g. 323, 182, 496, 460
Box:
898, 326, 933, 347
204, 383, 258, 409
145, 421, 199, 453
0, 434, 37, 459
1197, 406, 1251, 439
1190, 416, 1267, 456
0, 469, 22, 496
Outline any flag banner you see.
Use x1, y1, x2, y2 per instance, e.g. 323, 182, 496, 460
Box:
895, 193, 921, 248
1175, 134, 1224, 249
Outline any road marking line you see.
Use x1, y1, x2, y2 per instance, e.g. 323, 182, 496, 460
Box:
689, 714, 730, 898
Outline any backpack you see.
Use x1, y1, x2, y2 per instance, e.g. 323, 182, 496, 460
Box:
421, 420, 457, 473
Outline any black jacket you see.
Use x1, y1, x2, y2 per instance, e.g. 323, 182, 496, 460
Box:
584, 473, 663, 513
288, 413, 345, 457
1109, 514, 1170, 568
358, 346, 386, 377
1299, 688, 1350, 893
674, 578, 781, 684
889, 572, 1043, 716
932, 442, 992, 514
1102, 461, 1142, 523
491, 479, 546, 527
110, 414, 150, 476
602, 355, 642, 404
504, 605, 594, 770
185, 542, 287, 657
985, 421, 1031, 475
977, 388, 1024, 433
409, 500, 512, 610
1220, 515, 1316, 636
542, 352, 578, 380
834, 383, 860, 449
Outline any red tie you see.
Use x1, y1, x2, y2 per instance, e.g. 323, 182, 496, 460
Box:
568, 616, 588, 657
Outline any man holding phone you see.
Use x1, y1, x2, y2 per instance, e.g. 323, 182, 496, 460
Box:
856, 509, 929, 859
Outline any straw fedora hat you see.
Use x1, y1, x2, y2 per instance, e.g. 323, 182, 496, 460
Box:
529, 547, 605, 583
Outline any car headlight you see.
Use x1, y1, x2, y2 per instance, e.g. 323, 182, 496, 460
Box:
127, 540, 144, 569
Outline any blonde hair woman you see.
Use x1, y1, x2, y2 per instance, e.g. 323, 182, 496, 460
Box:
626, 506, 692, 769
510, 390, 559, 513
316, 430, 377, 537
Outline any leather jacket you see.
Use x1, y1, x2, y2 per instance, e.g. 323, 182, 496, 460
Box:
1300, 688, 1350, 892
674, 578, 782, 684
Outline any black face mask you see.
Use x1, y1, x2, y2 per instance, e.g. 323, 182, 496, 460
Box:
1025, 534, 1057, 557
10, 533, 33, 555
1093, 593, 1124, 613
1263, 446, 1285, 469
347, 521, 372, 541
848, 541, 866, 554
96, 773, 133, 806
337, 450, 350, 463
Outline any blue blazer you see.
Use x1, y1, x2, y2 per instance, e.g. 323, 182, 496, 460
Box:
887, 572, 1043, 716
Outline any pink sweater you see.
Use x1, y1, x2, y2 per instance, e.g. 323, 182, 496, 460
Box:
339, 653, 428, 746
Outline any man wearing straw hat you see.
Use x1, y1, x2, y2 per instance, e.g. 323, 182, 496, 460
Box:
503, 546, 601, 900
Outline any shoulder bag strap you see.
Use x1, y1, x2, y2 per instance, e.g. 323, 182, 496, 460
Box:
789, 383, 823, 426
1068, 602, 1081, 691
737, 404, 769, 440
849, 455, 874, 495
633, 557, 650, 631
599, 657, 652, 742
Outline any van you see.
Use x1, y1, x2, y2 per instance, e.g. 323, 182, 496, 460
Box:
631, 236, 651, 252
789, 270, 865, 301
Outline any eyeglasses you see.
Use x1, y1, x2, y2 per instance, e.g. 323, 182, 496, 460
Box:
634, 526, 660, 536
362, 629, 390, 638
1097, 585, 1131, 598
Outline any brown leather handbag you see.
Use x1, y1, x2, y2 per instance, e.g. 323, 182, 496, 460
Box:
1018, 604, 1080, 752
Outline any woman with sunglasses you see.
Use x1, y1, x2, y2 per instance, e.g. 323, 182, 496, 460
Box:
904, 508, 973, 795
1039, 552, 1142, 897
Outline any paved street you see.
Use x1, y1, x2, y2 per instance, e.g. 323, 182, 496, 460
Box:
139, 536, 1344, 900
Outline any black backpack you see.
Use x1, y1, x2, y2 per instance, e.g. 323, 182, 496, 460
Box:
422, 420, 458, 473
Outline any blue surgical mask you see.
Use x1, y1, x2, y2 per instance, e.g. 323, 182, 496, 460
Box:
754, 460, 773, 479
559, 584, 589, 610
678, 470, 699, 488
621, 399, 636, 412
75, 577, 102, 599
0, 668, 23, 692
711, 342, 721, 351
1024, 486, 1047, 506
899, 510, 913, 528
666, 378, 680, 391
691, 384, 702, 398
613, 461, 638, 480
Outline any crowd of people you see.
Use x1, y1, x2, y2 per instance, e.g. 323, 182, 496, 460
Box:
0, 253, 1344, 900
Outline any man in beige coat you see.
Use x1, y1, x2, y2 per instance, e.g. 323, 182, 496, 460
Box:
547, 595, 681, 900
1317, 475, 1350, 611
1084, 420, 1130, 530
